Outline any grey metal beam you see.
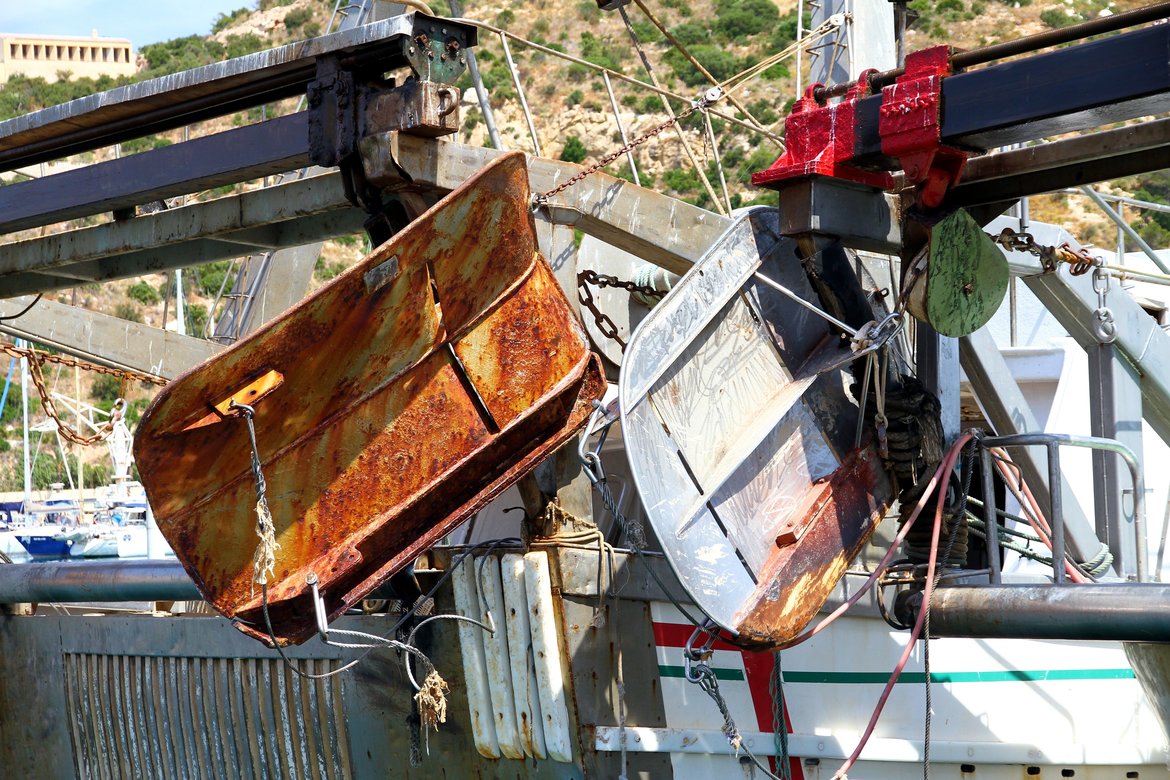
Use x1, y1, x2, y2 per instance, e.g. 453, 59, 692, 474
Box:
1088, 343, 1144, 578
959, 326, 1101, 566
372, 133, 733, 275
989, 215, 1170, 448
777, 178, 902, 254
0, 295, 218, 380
950, 117, 1170, 207
918, 584, 1170, 641
0, 559, 200, 603
0, 173, 365, 294
0, 113, 310, 235
0, 14, 443, 170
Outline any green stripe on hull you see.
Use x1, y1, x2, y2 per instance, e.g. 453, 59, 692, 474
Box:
655, 667, 1135, 684
781, 669, 1136, 684
658, 665, 745, 681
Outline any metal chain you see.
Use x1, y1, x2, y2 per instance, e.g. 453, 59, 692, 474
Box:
533, 90, 719, 208
986, 228, 1096, 275
0, 342, 166, 386
576, 270, 666, 352
14, 345, 126, 446
1092, 260, 1117, 343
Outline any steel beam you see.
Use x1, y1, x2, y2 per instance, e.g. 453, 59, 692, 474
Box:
0, 172, 365, 294
0, 114, 310, 235
917, 584, 1170, 641
777, 177, 902, 253
1088, 343, 1144, 578
0, 295, 218, 379
0, 14, 451, 170
372, 133, 733, 275
950, 118, 1170, 206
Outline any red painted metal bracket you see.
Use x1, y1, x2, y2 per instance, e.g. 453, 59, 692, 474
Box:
752, 71, 893, 191
879, 45, 969, 209
753, 45, 969, 210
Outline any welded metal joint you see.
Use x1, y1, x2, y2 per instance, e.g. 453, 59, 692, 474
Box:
307, 54, 357, 169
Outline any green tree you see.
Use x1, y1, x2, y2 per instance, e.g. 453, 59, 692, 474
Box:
560, 136, 587, 164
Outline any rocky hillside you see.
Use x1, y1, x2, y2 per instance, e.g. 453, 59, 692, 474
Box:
0, 0, 1161, 489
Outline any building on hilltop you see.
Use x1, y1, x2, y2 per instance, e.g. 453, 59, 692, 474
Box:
0, 30, 135, 84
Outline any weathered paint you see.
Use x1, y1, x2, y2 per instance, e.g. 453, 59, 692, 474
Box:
620, 207, 894, 649
134, 153, 605, 645
735, 447, 890, 647
450, 558, 501, 759
502, 552, 548, 759
524, 551, 574, 763
477, 556, 524, 759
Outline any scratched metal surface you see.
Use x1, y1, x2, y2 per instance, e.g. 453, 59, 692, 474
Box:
135, 153, 605, 645
619, 206, 892, 647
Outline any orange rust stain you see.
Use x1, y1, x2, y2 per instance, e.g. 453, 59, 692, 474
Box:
135, 153, 606, 645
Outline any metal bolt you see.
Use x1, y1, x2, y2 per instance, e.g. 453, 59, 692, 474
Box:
963, 282, 974, 296
409, 46, 415, 54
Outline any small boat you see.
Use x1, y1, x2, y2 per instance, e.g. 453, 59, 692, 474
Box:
14, 531, 71, 558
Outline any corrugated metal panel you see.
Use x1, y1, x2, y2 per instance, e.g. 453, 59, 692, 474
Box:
63, 653, 351, 780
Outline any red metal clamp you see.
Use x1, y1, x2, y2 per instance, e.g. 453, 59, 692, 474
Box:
879, 45, 968, 209
752, 70, 894, 191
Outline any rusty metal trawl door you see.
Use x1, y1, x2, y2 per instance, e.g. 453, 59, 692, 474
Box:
135, 152, 606, 645
618, 207, 893, 648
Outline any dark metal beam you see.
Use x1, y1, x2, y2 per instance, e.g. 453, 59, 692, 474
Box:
0, 113, 310, 235
0, 13, 479, 171
950, 118, 1170, 206
913, 584, 1170, 641
851, 23, 1170, 158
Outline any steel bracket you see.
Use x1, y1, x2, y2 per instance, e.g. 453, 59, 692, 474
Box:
361, 78, 460, 138
752, 71, 894, 191
307, 54, 357, 169
879, 45, 968, 208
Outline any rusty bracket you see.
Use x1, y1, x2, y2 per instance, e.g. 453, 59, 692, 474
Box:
362, 78, 461, 139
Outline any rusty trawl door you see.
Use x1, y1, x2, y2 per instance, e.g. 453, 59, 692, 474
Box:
135, 153, 605, 645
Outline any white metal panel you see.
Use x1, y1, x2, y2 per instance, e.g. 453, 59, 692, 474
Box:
450, 558, 500, 759
501, 553, 547, 759
476, 556, 524, 759
523, 551, 574, 763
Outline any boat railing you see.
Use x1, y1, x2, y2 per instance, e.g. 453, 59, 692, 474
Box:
975, 432, 1147, 584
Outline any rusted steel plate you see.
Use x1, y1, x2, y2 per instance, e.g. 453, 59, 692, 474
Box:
135, 153, 605, 645
618, 207, 893, 648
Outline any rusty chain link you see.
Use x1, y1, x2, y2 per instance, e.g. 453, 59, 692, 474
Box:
576, 269, 667, 353
0, 342, 165, 446
533, 89, 720, 208
986, 227, 1096, 275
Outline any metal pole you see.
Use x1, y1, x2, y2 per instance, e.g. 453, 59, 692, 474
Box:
980, 447, 1002, 584
499, 33, 541, 157
20, 340, 30, 511
447, 0, 503, 150
917, 584, 1170, 641
1047, 441, 1066, 585
1081, 186, 1170, 274
0, 559, 200, 603
602, 71, 639, 186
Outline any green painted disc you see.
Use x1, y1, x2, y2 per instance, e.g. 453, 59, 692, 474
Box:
924, 209, 1009, 337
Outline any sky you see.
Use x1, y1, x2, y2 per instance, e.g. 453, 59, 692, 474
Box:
0, 0, 256, 47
